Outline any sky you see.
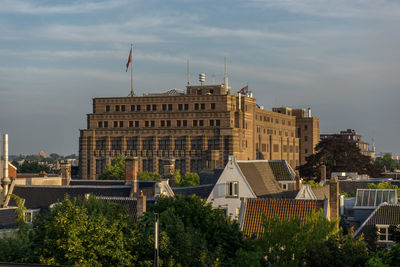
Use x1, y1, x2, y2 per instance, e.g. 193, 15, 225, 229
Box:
0, 0, 399, 156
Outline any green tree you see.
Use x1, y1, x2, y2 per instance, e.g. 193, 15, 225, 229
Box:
299, 135, 383, 181
137, 171, 162, 180
375, 154, 400, 172
30, 196, 136, 266
174, 171, 200, 187
17, 161, 51, 173
98, 155, 126, 180
366, 181, 400, 195
133, 195, 243, 266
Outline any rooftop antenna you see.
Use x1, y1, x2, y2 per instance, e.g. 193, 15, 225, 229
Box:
187, 57, 191, 85
224, 57, 229, 90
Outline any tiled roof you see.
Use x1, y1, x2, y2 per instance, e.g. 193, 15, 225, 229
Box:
339, 180, 400, 194
354, 204, 400, 237
172, 184, 214, 199
311, 185, 330, 200
237, 161, 283, 196
268, 161, 294, 181
242, 198, 325, 238
199, 169, 224, 185
0, 208, 17, 229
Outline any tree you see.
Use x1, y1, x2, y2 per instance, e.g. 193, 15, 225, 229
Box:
137, 171, 161, 180
133, 195, 244, 266
174, 171, 200, 187
366, 181, 400, 195
298, 135, 383, 180
375, 154, 400, 172
98, 155, 125, 180
17, 161, 51, 173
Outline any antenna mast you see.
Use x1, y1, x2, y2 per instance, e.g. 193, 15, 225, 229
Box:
187, 58, 191, 85
224, 57, 229, 90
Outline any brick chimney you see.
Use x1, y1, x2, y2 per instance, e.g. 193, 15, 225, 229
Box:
295, 173, 301, 191
60, 161, 71, 185
136, 190, 146, 218
329, 177, 339, 220
320, 165, 327, 185
125, 157, 139, 194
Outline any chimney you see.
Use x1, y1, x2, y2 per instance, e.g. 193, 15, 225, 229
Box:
295, 173, 301, 191
163, 158, 175, 179
136, 190, 147, 218
2, 134, 11, 196
60, 160, 71, 185
125, 157, 139, 194
320, 165, 327, 185
329, 177, 339, 220
307, 107, 312, 118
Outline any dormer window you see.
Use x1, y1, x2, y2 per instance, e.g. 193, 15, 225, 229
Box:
376, 224, 393, 243
226, 181, 239, 198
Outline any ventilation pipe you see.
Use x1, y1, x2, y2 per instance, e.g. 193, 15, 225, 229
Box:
307, 107, 312, 118
2, 134, 10, 196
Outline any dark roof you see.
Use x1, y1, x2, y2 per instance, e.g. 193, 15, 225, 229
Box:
237, 161, 283, 196
339, 180, 400, 194
172, 184, 214, 199
268, 161, 294, 181
69, 179, 158, 187
199, 169, 224, 185
0, 208, 17, 229
354, 204, 400, 237
311, 186, 330, 200
96, 196, 138, 218
242, 198, 325, 238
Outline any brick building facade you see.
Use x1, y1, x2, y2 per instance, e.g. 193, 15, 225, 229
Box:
79, 83, 320, 180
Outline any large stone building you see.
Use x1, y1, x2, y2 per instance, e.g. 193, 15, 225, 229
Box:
79, 81, 320, 180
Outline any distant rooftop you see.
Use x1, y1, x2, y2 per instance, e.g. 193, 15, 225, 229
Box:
354, 189, 397, 208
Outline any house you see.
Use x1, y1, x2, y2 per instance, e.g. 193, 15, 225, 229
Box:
353, 203, 400, 248
268, 160, 296, 191
207, 156, 284, 218
239, 198, 327, 238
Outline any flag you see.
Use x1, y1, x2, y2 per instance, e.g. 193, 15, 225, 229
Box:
126, 47, 132, 72
238, 85, 248, 94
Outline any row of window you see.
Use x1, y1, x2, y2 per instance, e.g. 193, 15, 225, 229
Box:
95, 136, 227, 151
256, 127, 295, 137
256, 143, 299, 153
255, 114, 293, 126
97, 119, 220, 128
105, 103, 216, 112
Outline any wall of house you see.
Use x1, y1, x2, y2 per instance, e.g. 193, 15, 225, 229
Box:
207, 157, 255, 219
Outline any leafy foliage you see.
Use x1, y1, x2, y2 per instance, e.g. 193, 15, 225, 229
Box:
302, 180, 322, 187
137, 171, 162, 180
298, 135, 383, 180
133, 195, 243, 266
173, 170, 200, 187
366, 181, 400, 195
98, 155, 126, 180
375, 154, 400, 172
17, 161, 51, 174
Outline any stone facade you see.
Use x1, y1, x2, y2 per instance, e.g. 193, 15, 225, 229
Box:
79, 83, 319, 180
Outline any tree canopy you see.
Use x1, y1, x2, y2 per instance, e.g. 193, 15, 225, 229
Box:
298, 135, 383, 180
98, 155, 126, 180
17, 161, 52, 174
375, 154, 400, 172
173, 170, 200, 187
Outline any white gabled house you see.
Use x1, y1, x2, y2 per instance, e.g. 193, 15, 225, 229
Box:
207, 155, 283, 219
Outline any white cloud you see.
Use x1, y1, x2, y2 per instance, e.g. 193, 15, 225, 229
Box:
0, 0, 129, 14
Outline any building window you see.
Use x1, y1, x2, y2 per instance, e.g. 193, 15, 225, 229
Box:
104, 121, 108, 128
146, 105, 151, 111
145, 121, 149, 127
193, 120, 198, 127
129, 121, 133, 127
137, 105, 141, 111
211, 103, 216, 109
376, 225, 392, 243
226, 181, 239, 197
183, 120, 187, 127
151, 121, 155, 127
191, 136, 203, 150
175, 137, 186, 150
96, 137, 106, 150
98, 121, 103, 128
305, 136, 308, 141
143, 138, 154, 150
195, 103, 199, 110
114, 121, 118, 128
162, 104, 167, 111
178, 104, 183, 110
168, 104, 173, 111
131, 105, 135, 111
184, 104, 189, 110
166, 120, 171, 127
282, 184, 288, 190
208, 138, 220, 150
210, 120, 214, 126
305, 148, 308, 153
201, 103, 205, 110
115, 105, 120, 111
106, 105, 110, 112
111, 137, 122, 150
161, 120, 165, 127
127, 137, 138, 150
305, 125, 308, 130
159, 137, 171, 150
121, 105, 126, 112
142, 159, 153, 172
152, 104, 157, 111
216, 120, 220, 126
199, 120, 204, 126
273, 144, 279, 152
177, 120, 181, 127
119, 121, 123, 128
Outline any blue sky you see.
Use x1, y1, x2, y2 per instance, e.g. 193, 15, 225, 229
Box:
0, 0, 399, 156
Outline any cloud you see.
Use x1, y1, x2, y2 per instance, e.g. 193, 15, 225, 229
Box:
0, 0, 129, 14
246, 0, 400, 20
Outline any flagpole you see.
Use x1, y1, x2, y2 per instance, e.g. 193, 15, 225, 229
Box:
130, 44, 134, 97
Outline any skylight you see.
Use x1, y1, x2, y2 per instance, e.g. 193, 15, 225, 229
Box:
354, 189, 397, 208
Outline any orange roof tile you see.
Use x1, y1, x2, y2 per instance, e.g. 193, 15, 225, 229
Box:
242, 198, 325, 238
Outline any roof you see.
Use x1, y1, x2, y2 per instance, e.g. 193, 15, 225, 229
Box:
241, 198, 325, 238
199, 168, 224, 185
354, 189, 397, 208
143, 88, 185, 96
172, 184, 214, 199
237, 161, 283, 197
354, 203, 400, 237
268, 161, 295, 181
311, 185, 330, 200
95, 196, 138, 218
0, 208, 17, 229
